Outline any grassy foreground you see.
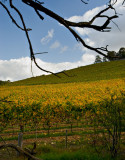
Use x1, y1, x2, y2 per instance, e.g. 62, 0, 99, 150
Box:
4, 143, 123, 160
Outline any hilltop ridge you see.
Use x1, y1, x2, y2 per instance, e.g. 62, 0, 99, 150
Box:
11, 60, 125, 85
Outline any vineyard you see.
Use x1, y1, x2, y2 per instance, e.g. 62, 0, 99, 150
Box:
0, 78, 125, 127
0, 78, 125, 159
0, 60, 125, 159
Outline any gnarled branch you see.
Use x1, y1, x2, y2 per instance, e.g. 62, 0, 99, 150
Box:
22, 0, 120, 59
0, 0, 124, 74
0, 144, 42, 160
8, 0, 60, 77
0, 1, 31, 31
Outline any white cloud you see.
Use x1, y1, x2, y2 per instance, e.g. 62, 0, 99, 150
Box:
0, 55, 95, 82
50, 41, 61, 49
85, 38, 95, 47
67, 5, 105, 36
67, 6, 104, 22
1, 1, 124, 82
60, 46, 68, 53
69, 0, 125, 53
50, 41, 68, 53
41, 29, 54, 44
82, 53, 95, 63
0, 57, 32, 81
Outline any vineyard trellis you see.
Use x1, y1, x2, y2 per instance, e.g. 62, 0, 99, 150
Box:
0, 78, 125, 158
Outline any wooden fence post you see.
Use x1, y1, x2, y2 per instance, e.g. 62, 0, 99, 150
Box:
17, 132, 23, 156
18, 132, 23, 148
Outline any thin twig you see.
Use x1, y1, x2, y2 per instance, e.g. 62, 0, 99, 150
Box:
9, 0, 60, 77
0, 1, 31, 31
22, 0, 120, 58
0, 136, 10, 156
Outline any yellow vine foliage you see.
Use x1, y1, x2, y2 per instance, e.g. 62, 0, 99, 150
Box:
0, 78, 125, 128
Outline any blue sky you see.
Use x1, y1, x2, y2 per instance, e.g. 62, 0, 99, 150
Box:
0, 0, 125, 81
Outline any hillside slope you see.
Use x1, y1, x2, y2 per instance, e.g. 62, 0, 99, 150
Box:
12, 60, 125, 85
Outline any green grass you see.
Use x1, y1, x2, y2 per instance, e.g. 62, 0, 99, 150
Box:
40, 150, 101, 160
37, 145, 115, 160
10, 144, 116, 160
11, 60, 125, 85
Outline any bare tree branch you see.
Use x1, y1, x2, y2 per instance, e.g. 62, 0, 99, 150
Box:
0, 136, 10, 156
0, 0, 124, 74
0, 1, 31, 31
81, 0, 89, 4
123, 0, 125, 5
111, 20, 121, 31
35, 9, 44, 20
22, 0, 118, 32
109, 0, 125, 5
0, 144, 42, 160
22, 0, 120, 59
34, 52, 48, 55
55, 70, 75, 77
8, 0, 61, 77
65, 4, 118, 32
